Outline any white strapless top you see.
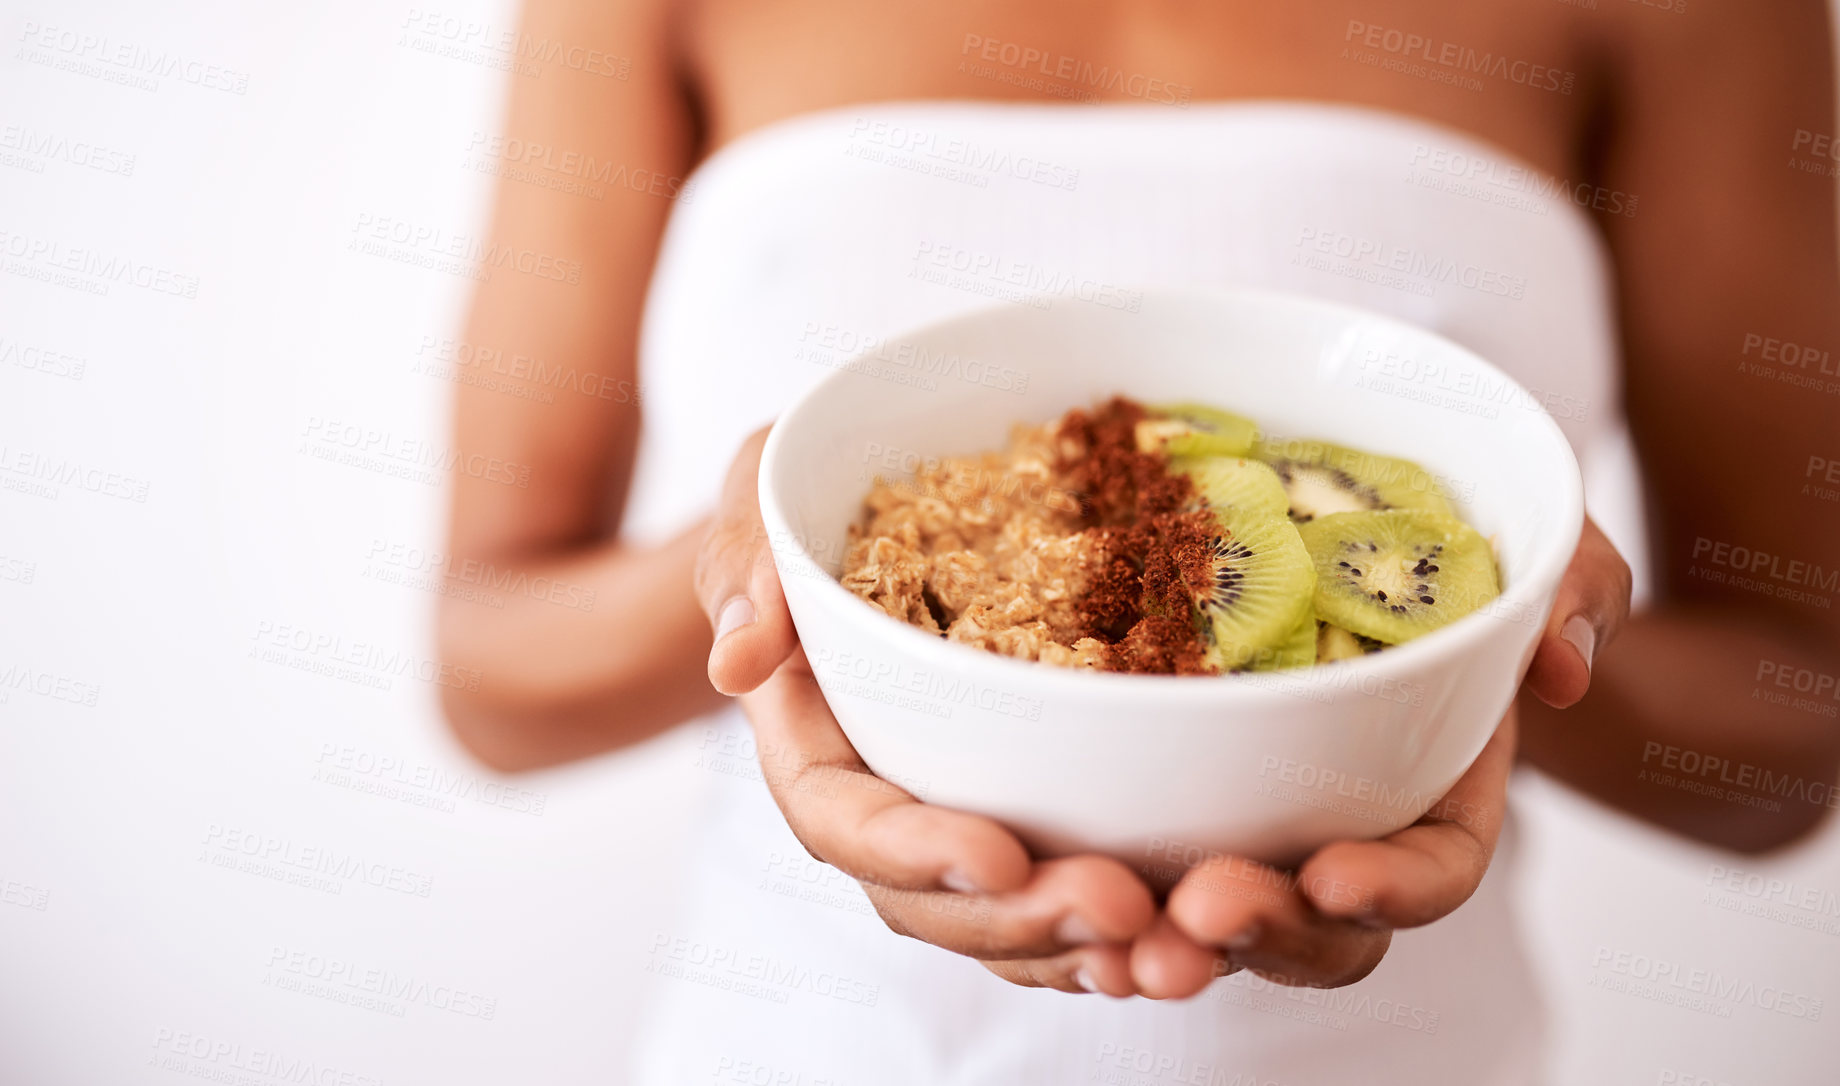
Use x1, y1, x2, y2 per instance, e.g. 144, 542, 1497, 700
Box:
626, 101, 1620, 1086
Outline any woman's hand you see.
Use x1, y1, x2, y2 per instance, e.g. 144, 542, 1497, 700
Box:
695, 427, 1166, 994
1152, 519, 1633, 996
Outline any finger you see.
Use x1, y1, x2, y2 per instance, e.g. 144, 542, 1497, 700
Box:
1164, 854, 1387, 989
982, 944, 1136, 995
1128, 914, 1227, 999
864, 855, 1156, 961
1524, 515, 1632, 709
1299, 706, 1517, 929
740, 661, 1032, 896
693, 425, 799, 695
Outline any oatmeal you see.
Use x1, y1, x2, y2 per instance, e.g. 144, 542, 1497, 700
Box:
840, 398, 1220, 673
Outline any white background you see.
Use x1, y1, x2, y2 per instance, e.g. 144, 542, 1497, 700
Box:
2, 2, 1838, 1083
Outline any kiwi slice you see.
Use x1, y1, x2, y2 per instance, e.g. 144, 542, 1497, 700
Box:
1298, 510, 1500, 644
1316, 622, 1384, 663
1175, 457, 1290, 521
1135, 403, 1260, 459
1247, 611, 1319, 672
1196, 505, 1316, 670
1254, 436, 1454, 522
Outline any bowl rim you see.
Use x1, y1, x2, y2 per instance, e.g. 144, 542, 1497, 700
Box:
758, 284, 1584, 707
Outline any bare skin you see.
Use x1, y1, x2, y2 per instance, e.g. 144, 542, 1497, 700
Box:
441, 0, 1840, 998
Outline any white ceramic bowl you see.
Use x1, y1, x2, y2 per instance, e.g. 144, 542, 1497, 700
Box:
758, 287, 1581, 874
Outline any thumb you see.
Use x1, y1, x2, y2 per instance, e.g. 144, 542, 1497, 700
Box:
694, 426, 800, 696
1523, 515, 1632, 709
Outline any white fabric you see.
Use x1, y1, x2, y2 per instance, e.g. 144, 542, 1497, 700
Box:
624, 100, 1618, 1086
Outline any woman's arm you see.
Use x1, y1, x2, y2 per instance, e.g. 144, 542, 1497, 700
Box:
1520, 0, 1840, 851
437, 0, 722, 770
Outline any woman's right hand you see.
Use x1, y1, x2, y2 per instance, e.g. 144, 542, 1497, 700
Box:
693, 426, 1221, 997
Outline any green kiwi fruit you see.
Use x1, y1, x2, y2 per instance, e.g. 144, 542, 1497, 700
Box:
1316, 622, 1384, 663
1254, 436, 1454, 522
1175, 456, 1291, 521
1247, 611, 1320, 672
1136, 403, 1260, 459
1297, 510, 1500, 644
1195, 504, 1317, 671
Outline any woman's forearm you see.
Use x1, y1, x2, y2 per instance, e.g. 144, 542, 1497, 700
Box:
1519, 604, 1840, 852
437, 520, 723, 770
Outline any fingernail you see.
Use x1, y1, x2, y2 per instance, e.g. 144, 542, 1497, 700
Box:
1074, 967, 1098, 993
714, 596, 756, 644
940, 868, 981, 895
1056, 913, 1101, 945
1224, 922, 1261, 951
1560, 614, 1596, 672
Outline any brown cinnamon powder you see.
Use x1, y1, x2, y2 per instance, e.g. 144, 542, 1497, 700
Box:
1057, 398, 1222, 675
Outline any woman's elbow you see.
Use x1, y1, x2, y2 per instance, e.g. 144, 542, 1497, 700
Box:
438, 683, 552, 774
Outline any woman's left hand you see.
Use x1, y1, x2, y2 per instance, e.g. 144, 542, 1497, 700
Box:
1115, 517, 1632, 999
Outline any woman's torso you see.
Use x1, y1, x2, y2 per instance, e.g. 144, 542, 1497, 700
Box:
623, 96, 1618, 1085
677, 0, 1616, 184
